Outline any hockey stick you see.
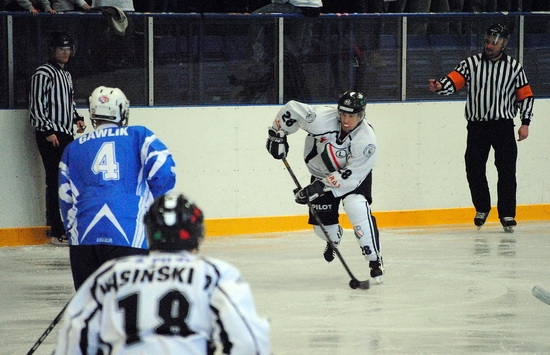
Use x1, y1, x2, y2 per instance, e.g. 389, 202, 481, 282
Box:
532, 286, 550, 306
26, 301, 68, 355
282, 158, 369, 290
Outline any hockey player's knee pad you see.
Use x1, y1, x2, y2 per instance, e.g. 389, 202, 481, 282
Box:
342, 194, 371, 225
313, 224, 342, 245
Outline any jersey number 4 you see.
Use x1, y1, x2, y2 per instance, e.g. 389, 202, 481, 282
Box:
118, 290, 196, 346
92, 142, 120, 180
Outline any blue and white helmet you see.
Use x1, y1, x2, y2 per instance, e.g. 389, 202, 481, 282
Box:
89, 86, 129, 126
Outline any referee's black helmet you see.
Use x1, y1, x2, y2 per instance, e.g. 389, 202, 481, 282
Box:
47, 32, 75, 57
144, 194, 205, 251
486, 24, 510, 40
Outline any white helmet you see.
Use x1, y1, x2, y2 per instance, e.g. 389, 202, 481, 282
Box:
89, 86, 129, 126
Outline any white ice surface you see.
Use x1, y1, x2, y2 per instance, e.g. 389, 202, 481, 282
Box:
2, 221, 550, 354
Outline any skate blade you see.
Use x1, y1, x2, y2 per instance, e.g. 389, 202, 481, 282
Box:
503, 226, 514, 233
373, 276, 384, 284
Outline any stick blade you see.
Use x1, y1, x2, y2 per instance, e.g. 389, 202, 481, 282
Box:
532, 286, 550, 305
349, 279, 370, 290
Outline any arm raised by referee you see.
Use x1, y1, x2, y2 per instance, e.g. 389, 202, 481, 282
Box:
428, 23, 534, 232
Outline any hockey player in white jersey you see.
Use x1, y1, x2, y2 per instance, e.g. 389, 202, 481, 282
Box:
55, 193, 272, 355
58, 86, 176, 290
266, 91, 383, 283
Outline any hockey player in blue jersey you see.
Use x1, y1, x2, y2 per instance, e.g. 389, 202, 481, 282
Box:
59, 86, 176, 290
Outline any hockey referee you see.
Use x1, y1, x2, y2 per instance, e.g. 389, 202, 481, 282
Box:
428, 23, 534, 233
29, 31, 86, 245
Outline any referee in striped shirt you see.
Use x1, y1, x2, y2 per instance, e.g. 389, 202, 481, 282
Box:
29, 31, 86, 245
428, 23, 534, 233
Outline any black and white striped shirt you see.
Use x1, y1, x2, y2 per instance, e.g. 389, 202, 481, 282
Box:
438, 52, 534, 125
29, 60, 82, 137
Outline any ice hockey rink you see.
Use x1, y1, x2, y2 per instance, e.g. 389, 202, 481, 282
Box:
1, 221, 549, 354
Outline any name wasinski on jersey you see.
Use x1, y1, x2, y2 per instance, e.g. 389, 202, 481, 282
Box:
59, 125, 176, 248
54, 252, 272, 355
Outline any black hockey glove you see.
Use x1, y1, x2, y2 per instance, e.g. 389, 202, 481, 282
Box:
294, 180, 326, 205
266, 127, 288, 160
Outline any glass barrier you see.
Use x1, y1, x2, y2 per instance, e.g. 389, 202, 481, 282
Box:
1, 11, 549, 109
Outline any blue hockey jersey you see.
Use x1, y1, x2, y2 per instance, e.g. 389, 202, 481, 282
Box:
58, 124, 176, 248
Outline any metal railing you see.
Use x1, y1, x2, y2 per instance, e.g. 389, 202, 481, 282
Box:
1, 11, 549, 108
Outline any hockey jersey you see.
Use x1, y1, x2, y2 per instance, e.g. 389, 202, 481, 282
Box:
54, 251, 272, 355
58, 124, 176, 248
272, 100, 377, 197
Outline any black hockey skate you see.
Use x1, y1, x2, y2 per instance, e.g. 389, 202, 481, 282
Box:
474, 212, 489, 230
323, 242, 335, 262
501, 217, 517, 233
369, 259, 384, 284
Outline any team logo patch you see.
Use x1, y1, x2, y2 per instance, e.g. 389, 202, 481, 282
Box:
98, 95, 110, 104
305, 110, 316, 123
363, 144, 376, 158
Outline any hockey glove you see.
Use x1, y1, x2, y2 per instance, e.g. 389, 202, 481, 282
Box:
266, 127, 288, 160
294, 180, 326, 205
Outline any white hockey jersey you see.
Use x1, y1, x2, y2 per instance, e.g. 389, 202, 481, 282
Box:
272, 100, 377, 197
54, 251, 272, 355
58, 124, 176, 248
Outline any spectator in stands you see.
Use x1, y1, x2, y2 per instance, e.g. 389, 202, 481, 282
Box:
408, 0, 451, 34
52, 0, 91, 11
465, 0, 496, 12
386, 0, 407, 12
323, 0, 387, 68
5, 0, 57, 14
230, 0, 320, 102
497, 0, 510, 11
448, 0, 465, 35
91, 0, 134, 11
253, 0, 322, 17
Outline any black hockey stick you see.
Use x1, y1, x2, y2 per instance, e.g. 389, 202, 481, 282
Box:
282, 158, 369, 290
26, 302, 68, 355
532, 286, 550, 306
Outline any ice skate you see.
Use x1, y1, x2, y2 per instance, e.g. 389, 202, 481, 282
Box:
474, 212, 489, 230
369, 259, 384, 284
323, 242, 335, 262
501, 217, 516, 233
51, 235, 69, 246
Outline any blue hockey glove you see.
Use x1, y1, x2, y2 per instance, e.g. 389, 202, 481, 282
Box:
294, 180, 326, 205
266, 127, 288, 160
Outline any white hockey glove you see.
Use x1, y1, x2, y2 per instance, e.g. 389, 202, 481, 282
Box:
294, 180, 326, 205
266, 127, 288, 160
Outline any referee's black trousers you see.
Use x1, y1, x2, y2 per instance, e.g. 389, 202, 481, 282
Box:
35, 131, 74, 238
464, 120, 517, 219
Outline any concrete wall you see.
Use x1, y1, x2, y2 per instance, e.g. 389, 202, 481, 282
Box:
1, 100, 549, 231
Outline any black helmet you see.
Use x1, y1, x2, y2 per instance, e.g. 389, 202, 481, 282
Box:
486, 24, 510, 40
48, 31, 74, 48
338, 91, 366, 114
144, 194, 205, 251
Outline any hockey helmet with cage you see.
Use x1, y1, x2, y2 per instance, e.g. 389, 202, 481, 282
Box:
338, 91, 367, 115
47, 31, 75, 57
486, 23, 510, 44
89, 86, 129, 126
144, 194, 205, 251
